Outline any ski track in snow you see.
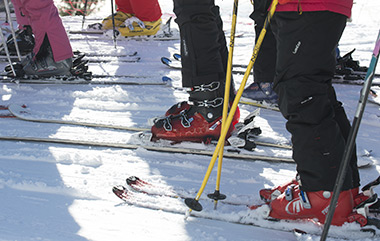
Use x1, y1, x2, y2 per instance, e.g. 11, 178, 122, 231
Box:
0, 0, 380, 240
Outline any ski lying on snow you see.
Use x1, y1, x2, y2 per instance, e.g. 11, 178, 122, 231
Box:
0, 135, 295, 163
4, 102, 374, 168
239, 97, 280, 112
161, 56, 380, 85
125, 176, 253, 206
112, 184, 380, 240
0, 55, 141, 63
161, 56, 247, 75
0, 75, 169, 86
6, 103, 149, 132
73, 50, 138, 57
6, 103, 292, 150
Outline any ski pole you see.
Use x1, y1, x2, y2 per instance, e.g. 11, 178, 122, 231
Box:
207, 0, 239, 210
184, 0, 278, 216
320, 30, 380, 241
81, 0, 88, 29
4, 0, 21, 61
110, 0, 117, 49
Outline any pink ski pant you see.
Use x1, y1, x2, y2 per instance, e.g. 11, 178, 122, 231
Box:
11, 0, 72, 62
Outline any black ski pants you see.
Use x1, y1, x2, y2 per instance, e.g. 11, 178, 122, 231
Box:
250, 0, 276, 83
271, 11, 360, 192
173, 0, 229, 89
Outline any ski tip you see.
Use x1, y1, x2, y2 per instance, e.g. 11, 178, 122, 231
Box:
126, 176, 140, 185
112, 185, 128, 200
293, 229, 309, 241
173, 53, 181, 61
293, 229, 307, 235
162, 76, 172, 83
161, 57, 172, 65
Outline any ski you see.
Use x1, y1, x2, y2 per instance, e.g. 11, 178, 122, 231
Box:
161, 56, 247, 75
0, 55, 140, 63
0, 74, 169, 86
161, 55, 380, 85
293, 226, 379, 241
0, 51, 140, 62
7, 103, 292, 150
6, 103, 150, 132
68, 17, 180, 41
0, 135, 295, 163
0, 113, 15, 118
112, 185, 379, 240
369, 87, 380, 106
239, 97, 280, 112
73, 50, 138, 57
3, 103, 373, 167
125, 176, 253, 206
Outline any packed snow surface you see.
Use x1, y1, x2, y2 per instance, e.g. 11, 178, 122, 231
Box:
0, 0, 380, 240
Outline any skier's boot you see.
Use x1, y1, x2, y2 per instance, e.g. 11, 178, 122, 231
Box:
118, 17, 162, 37
22, 45, 72, 78
242, 82, 278, 106
258, 178, 299, 204
164, 101, 192, 116
268, 185, 366, 226
101, 11, 133, 30
6, 25, 34, 55
336, 49, 368, 73
151, 82, 240, 143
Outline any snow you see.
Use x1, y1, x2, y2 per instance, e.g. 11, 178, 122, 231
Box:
0, 0, 380, 240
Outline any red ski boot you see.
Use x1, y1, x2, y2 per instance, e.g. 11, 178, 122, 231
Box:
151, 105, 240, 143
152, 81, 240, 143
268, 185, 358, 226
258, 179, 299, 203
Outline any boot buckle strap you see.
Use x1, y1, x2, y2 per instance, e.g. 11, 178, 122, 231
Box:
180, 111, 192, 128
192, 81, 220, 92
193, 97, 223, 108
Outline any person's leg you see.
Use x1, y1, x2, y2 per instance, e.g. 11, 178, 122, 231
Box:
20, 0, 72, 62
7, 0, 34, 55
151, 0, 239, 143
11, 0, 30, 29
272, 11, 353, 192
102, 0, 133, 29
117, 0, 162, 36
129, 0, 161, 21
266, 11, 360, 225
115, 0, 133, 14
242, 0, 278, 104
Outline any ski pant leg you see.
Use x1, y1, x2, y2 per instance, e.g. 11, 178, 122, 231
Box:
11, 0, 30, 29
212, 4, 236, 99
129, 0, 162, 21
249, 0, 276, 83
173, 0, 226, 91
18, 0, 72, 62
271, 11, 358, 192
115, 0, 133, 14
328, 87, 360, 188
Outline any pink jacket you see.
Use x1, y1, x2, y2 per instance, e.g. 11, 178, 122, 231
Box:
276, 0, 353, 18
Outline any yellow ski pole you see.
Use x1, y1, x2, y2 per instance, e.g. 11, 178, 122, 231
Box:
184, 0, 279, 215
207, 0, 239, 209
